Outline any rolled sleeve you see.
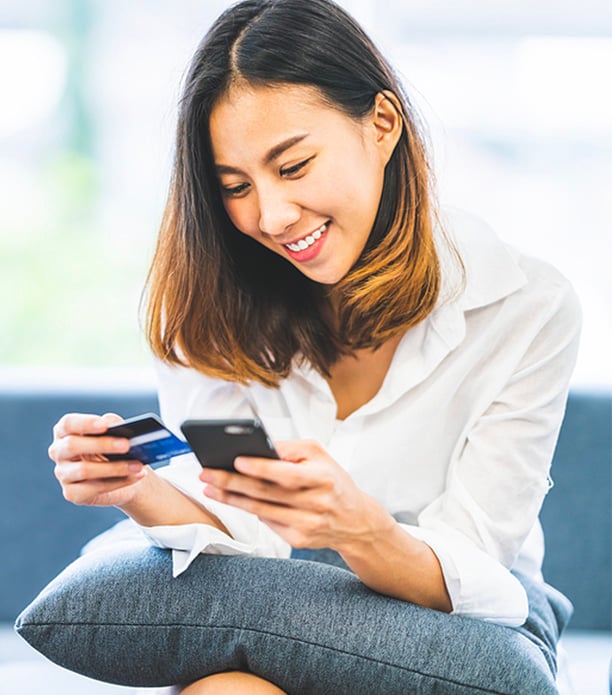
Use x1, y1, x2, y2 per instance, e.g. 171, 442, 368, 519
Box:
402, 523, 528, 626
406, 276, 581, 625
137, 454, 290, 576
134, 362, 291, 574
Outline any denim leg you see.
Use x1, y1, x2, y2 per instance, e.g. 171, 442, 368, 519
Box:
17, 546, 561, 694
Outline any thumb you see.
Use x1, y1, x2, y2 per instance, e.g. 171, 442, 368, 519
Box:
101, 412, 125, 427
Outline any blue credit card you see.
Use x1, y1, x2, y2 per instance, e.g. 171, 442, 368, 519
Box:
101, 413, 192, 465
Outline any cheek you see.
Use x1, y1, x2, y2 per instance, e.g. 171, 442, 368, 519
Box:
325, 149, 382, 217
223, 199, 259, 238
353, 152, 385, 205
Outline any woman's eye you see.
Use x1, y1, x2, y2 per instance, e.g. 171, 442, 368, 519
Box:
280, 157, 313, 177
221, 182, 250, 197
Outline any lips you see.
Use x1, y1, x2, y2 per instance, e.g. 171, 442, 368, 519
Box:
283, 222, 329, 253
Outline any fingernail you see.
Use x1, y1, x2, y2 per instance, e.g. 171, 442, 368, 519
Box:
129, 462, 143, 472
92, 418, 106, 431
114, 438, 129, 451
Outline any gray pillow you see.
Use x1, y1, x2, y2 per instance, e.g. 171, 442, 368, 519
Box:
15, 546, 562, 694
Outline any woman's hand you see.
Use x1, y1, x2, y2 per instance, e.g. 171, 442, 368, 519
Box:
200, 439, 451, 611
48, 413, 147, 508
199, 439, 393, 553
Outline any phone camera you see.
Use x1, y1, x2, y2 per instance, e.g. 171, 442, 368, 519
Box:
224, 425, 255, 436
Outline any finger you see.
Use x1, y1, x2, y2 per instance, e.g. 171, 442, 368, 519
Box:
273, 439, 325, 462
203, 484, 322, 528
49, 433, 131, 463
232, 455, 321, 489
203, 486, 334, 550
101, 413, 123, 425
203, 470, 327, 511
54, 459, 144, 485
262, 519, 322, 550
95, 412, 124, 434
53, 413, 117, 439
61, 475, 146, 506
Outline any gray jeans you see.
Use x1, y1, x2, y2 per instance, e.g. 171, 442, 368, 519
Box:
16, 545, 569, 694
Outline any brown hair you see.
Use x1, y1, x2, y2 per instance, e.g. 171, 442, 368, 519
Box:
146, 0, 446, 387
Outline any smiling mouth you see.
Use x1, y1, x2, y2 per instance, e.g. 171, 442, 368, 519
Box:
283, 223, 329, 252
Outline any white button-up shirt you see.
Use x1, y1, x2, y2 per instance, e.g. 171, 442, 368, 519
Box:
130, 208, 581, 628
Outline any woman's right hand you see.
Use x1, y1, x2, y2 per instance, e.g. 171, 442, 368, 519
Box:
48, 413, 148, 508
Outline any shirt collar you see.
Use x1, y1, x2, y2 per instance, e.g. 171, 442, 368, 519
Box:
288, 208, 528, 417
427, 207, 528, 355
437, 207, 528, 313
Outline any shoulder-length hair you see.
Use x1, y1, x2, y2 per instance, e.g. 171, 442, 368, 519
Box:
146, 0, 443, 387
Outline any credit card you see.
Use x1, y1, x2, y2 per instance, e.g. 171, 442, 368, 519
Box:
99, 413, 192, 465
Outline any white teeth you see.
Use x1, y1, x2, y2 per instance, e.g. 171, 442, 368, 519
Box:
285, 223, 328, 252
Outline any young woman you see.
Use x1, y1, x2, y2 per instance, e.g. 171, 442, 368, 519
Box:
47, 1, 581, 693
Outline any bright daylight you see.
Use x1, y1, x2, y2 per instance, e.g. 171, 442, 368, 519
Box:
1, 2, 610, 694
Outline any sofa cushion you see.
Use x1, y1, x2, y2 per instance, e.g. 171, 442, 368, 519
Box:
540, 391, 612, 630
0, 388, 158, 622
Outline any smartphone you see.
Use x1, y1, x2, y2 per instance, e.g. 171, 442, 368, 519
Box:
180, 418, 279, 471
97, 413, 192, 465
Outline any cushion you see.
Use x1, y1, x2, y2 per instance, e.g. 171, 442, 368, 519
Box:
15, 546, 559, 694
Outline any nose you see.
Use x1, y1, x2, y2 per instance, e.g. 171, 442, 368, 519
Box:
257, 184, 301, 237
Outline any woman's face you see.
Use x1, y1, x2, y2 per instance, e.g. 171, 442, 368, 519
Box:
209, 83, 399, 285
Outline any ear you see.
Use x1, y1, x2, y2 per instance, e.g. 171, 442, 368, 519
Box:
370, 90, 403, 165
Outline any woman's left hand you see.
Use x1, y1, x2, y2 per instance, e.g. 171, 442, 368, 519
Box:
199, 440, 391, 552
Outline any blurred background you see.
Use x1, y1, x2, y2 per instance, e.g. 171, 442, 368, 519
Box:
0, 0, 611, 388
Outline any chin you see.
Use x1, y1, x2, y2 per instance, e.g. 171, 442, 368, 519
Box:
301, 266, 348, 285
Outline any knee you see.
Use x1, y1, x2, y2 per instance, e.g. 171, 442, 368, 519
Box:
180, 671, 287, 694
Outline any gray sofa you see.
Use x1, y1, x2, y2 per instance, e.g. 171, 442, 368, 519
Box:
0, 382, 610, 693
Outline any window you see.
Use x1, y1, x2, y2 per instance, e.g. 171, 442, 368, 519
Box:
1, 1, 609, 387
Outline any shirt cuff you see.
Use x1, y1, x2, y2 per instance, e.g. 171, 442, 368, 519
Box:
140, 456, 291, 575
399, 523, 529, 627
139, 522, 287, 577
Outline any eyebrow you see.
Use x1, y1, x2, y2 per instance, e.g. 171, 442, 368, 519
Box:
215, 134, 309, 175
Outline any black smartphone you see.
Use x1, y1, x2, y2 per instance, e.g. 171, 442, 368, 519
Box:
97, 413, 192, 464
180, 418, 279, 471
